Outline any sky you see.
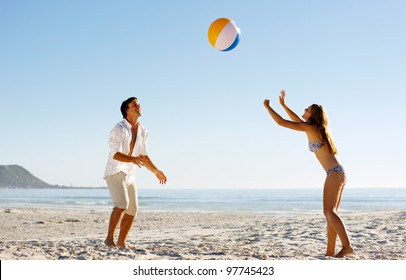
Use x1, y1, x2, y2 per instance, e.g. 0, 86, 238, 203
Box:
1, 0, 405, 189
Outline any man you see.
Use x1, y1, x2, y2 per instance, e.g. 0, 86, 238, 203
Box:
104, 97, 167, 248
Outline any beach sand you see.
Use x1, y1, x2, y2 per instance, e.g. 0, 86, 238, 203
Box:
0, 208, 405, 260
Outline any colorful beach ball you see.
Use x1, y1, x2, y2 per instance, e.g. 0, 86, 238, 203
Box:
208, 18, 240, 51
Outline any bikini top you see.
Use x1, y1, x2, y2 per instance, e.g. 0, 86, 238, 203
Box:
309, 141, 325, 153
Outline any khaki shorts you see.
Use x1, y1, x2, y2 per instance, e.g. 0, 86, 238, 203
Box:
105, 172, 138, 216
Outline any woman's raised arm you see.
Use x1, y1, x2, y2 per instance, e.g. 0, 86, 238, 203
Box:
279, 90, 304, 123
263, 99, 310, 132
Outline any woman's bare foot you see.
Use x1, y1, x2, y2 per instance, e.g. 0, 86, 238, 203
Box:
104, 239, 116, 247
335, 246, 354, 258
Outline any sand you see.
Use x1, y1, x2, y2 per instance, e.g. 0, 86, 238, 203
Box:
0, 208, 405, 260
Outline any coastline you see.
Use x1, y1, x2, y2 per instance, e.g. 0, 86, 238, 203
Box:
0, 208, 405, 260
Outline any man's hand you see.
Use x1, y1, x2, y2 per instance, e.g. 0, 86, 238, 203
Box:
132, 156, 146, 168
155, 170, 167, 184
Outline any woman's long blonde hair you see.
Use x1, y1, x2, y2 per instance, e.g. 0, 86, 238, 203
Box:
308, 104, 338, 154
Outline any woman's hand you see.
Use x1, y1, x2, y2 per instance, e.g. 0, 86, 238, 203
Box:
279, 89, 286, 106
263, 99, 271, 107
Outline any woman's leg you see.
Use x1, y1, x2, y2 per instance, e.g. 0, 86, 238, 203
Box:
323, 172, 353, 257
326, 221, 337, 256
325, 178, 345, 256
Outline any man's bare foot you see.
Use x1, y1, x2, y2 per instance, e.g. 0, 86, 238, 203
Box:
117, 243, 136, 250
325, 252, 335, 257
104, 239, 116, 247
335, 246, 354, 258
117, 241, 126, 247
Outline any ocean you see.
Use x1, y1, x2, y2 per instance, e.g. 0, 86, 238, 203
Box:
0, 188, 405, 215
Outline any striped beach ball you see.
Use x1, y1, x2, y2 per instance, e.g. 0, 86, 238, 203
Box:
208, 18, 241, 51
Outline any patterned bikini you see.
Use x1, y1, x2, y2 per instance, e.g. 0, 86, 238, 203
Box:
308, 141, 346, 178
308, 141, 324, 153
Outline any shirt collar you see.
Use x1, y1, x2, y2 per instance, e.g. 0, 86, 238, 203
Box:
123, 118, 132, 130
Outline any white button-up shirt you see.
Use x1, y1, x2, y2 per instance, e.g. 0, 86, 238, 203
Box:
103, 119, 148, 183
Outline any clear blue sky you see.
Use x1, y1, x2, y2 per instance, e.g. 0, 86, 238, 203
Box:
1, 0, 405, 189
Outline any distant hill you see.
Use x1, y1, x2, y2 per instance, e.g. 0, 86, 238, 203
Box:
0, 165, 57, 188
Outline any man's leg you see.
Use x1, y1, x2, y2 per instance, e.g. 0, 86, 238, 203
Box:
117, 183, 138, 248
105, 207, 125, 246
117, 213, 135, 247
105, 172, 128, 246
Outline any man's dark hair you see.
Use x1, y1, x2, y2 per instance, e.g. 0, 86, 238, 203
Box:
120, 97, 137, 119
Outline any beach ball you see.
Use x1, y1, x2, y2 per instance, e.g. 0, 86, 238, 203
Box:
208, 18, 240, 51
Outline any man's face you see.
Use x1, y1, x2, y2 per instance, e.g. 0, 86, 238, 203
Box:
127, 99, 141, 117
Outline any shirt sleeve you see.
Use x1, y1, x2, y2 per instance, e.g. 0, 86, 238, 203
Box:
140, 130, 149, 155
108, 126, 124, 157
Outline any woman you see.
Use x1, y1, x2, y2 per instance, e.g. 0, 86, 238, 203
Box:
263, 90, 354, 258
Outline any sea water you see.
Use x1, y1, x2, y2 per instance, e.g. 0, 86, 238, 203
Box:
0, 188, 405, 214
